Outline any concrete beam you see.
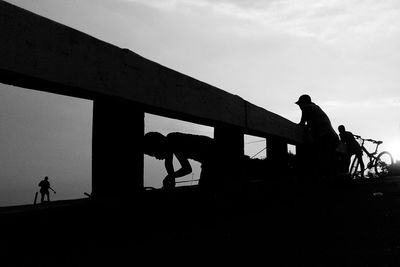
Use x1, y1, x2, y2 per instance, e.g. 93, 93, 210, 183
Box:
214, 126, 245, 203
0, 1, 306, 144
245, 102, 306, 144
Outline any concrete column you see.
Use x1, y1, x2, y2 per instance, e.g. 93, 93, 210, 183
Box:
267, 136, 288, 176
214, 125, 244, 202
295, 144, 313, 178
92, 96, 144, 204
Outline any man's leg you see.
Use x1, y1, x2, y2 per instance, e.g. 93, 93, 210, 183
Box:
356, 153, 365, 178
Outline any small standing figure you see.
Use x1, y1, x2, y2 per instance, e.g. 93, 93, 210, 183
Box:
38, 176, 56, 203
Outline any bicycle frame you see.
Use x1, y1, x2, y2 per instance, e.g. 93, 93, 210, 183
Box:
358, 137, 380, 168
349, 135, 392, 179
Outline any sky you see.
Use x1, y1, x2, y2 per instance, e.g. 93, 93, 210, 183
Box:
1, 0, 400, 205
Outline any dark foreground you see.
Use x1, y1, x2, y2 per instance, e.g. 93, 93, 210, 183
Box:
2, 176, 400, 266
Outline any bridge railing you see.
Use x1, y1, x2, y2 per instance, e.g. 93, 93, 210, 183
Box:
0, 1, 309, 202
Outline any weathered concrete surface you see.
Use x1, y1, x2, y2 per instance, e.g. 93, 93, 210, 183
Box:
246, 101, 307, 143
0, 1, 305, 144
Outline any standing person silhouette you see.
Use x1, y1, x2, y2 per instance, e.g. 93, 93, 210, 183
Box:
295, 94, 339, 180
143, 132, 219, 191
38, 176, 56, 203
338, 125, 364, 178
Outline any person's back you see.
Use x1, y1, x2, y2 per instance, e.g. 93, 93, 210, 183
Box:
296, 94, 339, 180
143, 131, 219, 190
338, 125, 364, 178
339, 130, 361, 155
300, 102, 337, 140
39, 179, 50, 192
166, 132, 216, 164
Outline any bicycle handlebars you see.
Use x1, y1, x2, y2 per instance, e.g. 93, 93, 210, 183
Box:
353, 135, 383, 145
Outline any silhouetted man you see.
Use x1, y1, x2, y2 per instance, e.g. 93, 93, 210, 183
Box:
338, 125, 364, 178
143, 132, 219, 190
296, 94, 339, 179
38, 176, 56, 203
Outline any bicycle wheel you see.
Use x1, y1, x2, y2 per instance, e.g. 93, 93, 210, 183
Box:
374, 151, 394, 177
349, 155, 361, 179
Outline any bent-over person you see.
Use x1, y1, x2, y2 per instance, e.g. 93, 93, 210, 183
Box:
143, 132, 220, 191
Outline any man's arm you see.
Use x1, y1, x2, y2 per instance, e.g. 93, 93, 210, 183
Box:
173, 153, 192, 178
164, 153, 175, 175
299, 112, 306, 126
165, 153, 192, 179
163, 153, 192, 188
165, 154, 192, 179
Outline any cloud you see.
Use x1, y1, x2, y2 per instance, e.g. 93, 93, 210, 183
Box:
323, 97, 400, 110
124, 0, 400, 44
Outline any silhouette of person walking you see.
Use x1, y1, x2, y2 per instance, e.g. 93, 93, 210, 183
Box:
143, 132, 219, 191
295, 94, 339, 180
38, 176, 56, 203
338, 125, 364, 178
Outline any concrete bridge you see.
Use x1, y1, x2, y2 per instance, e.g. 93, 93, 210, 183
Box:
0, 1, 309, 205
3, 2, 400, 265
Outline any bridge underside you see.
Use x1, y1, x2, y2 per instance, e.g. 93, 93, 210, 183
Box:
2, 2, 400, 265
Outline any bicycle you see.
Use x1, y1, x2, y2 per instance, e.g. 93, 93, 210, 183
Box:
349, 135, 394, 179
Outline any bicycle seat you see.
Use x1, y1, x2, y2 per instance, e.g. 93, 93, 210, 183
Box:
376, 141, 383, 145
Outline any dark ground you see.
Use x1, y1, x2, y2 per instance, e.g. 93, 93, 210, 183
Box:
2, 176, 400, 266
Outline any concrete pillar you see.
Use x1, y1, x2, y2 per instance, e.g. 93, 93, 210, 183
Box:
92, 96, 144, 204
296, 144, 313, 178
267, 136, 288, 176
214, 125, 244, 203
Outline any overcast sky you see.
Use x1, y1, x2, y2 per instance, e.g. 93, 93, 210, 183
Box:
2, 0, 400, 205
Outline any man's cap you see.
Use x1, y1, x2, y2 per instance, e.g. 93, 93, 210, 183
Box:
295, 94, 311, 105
